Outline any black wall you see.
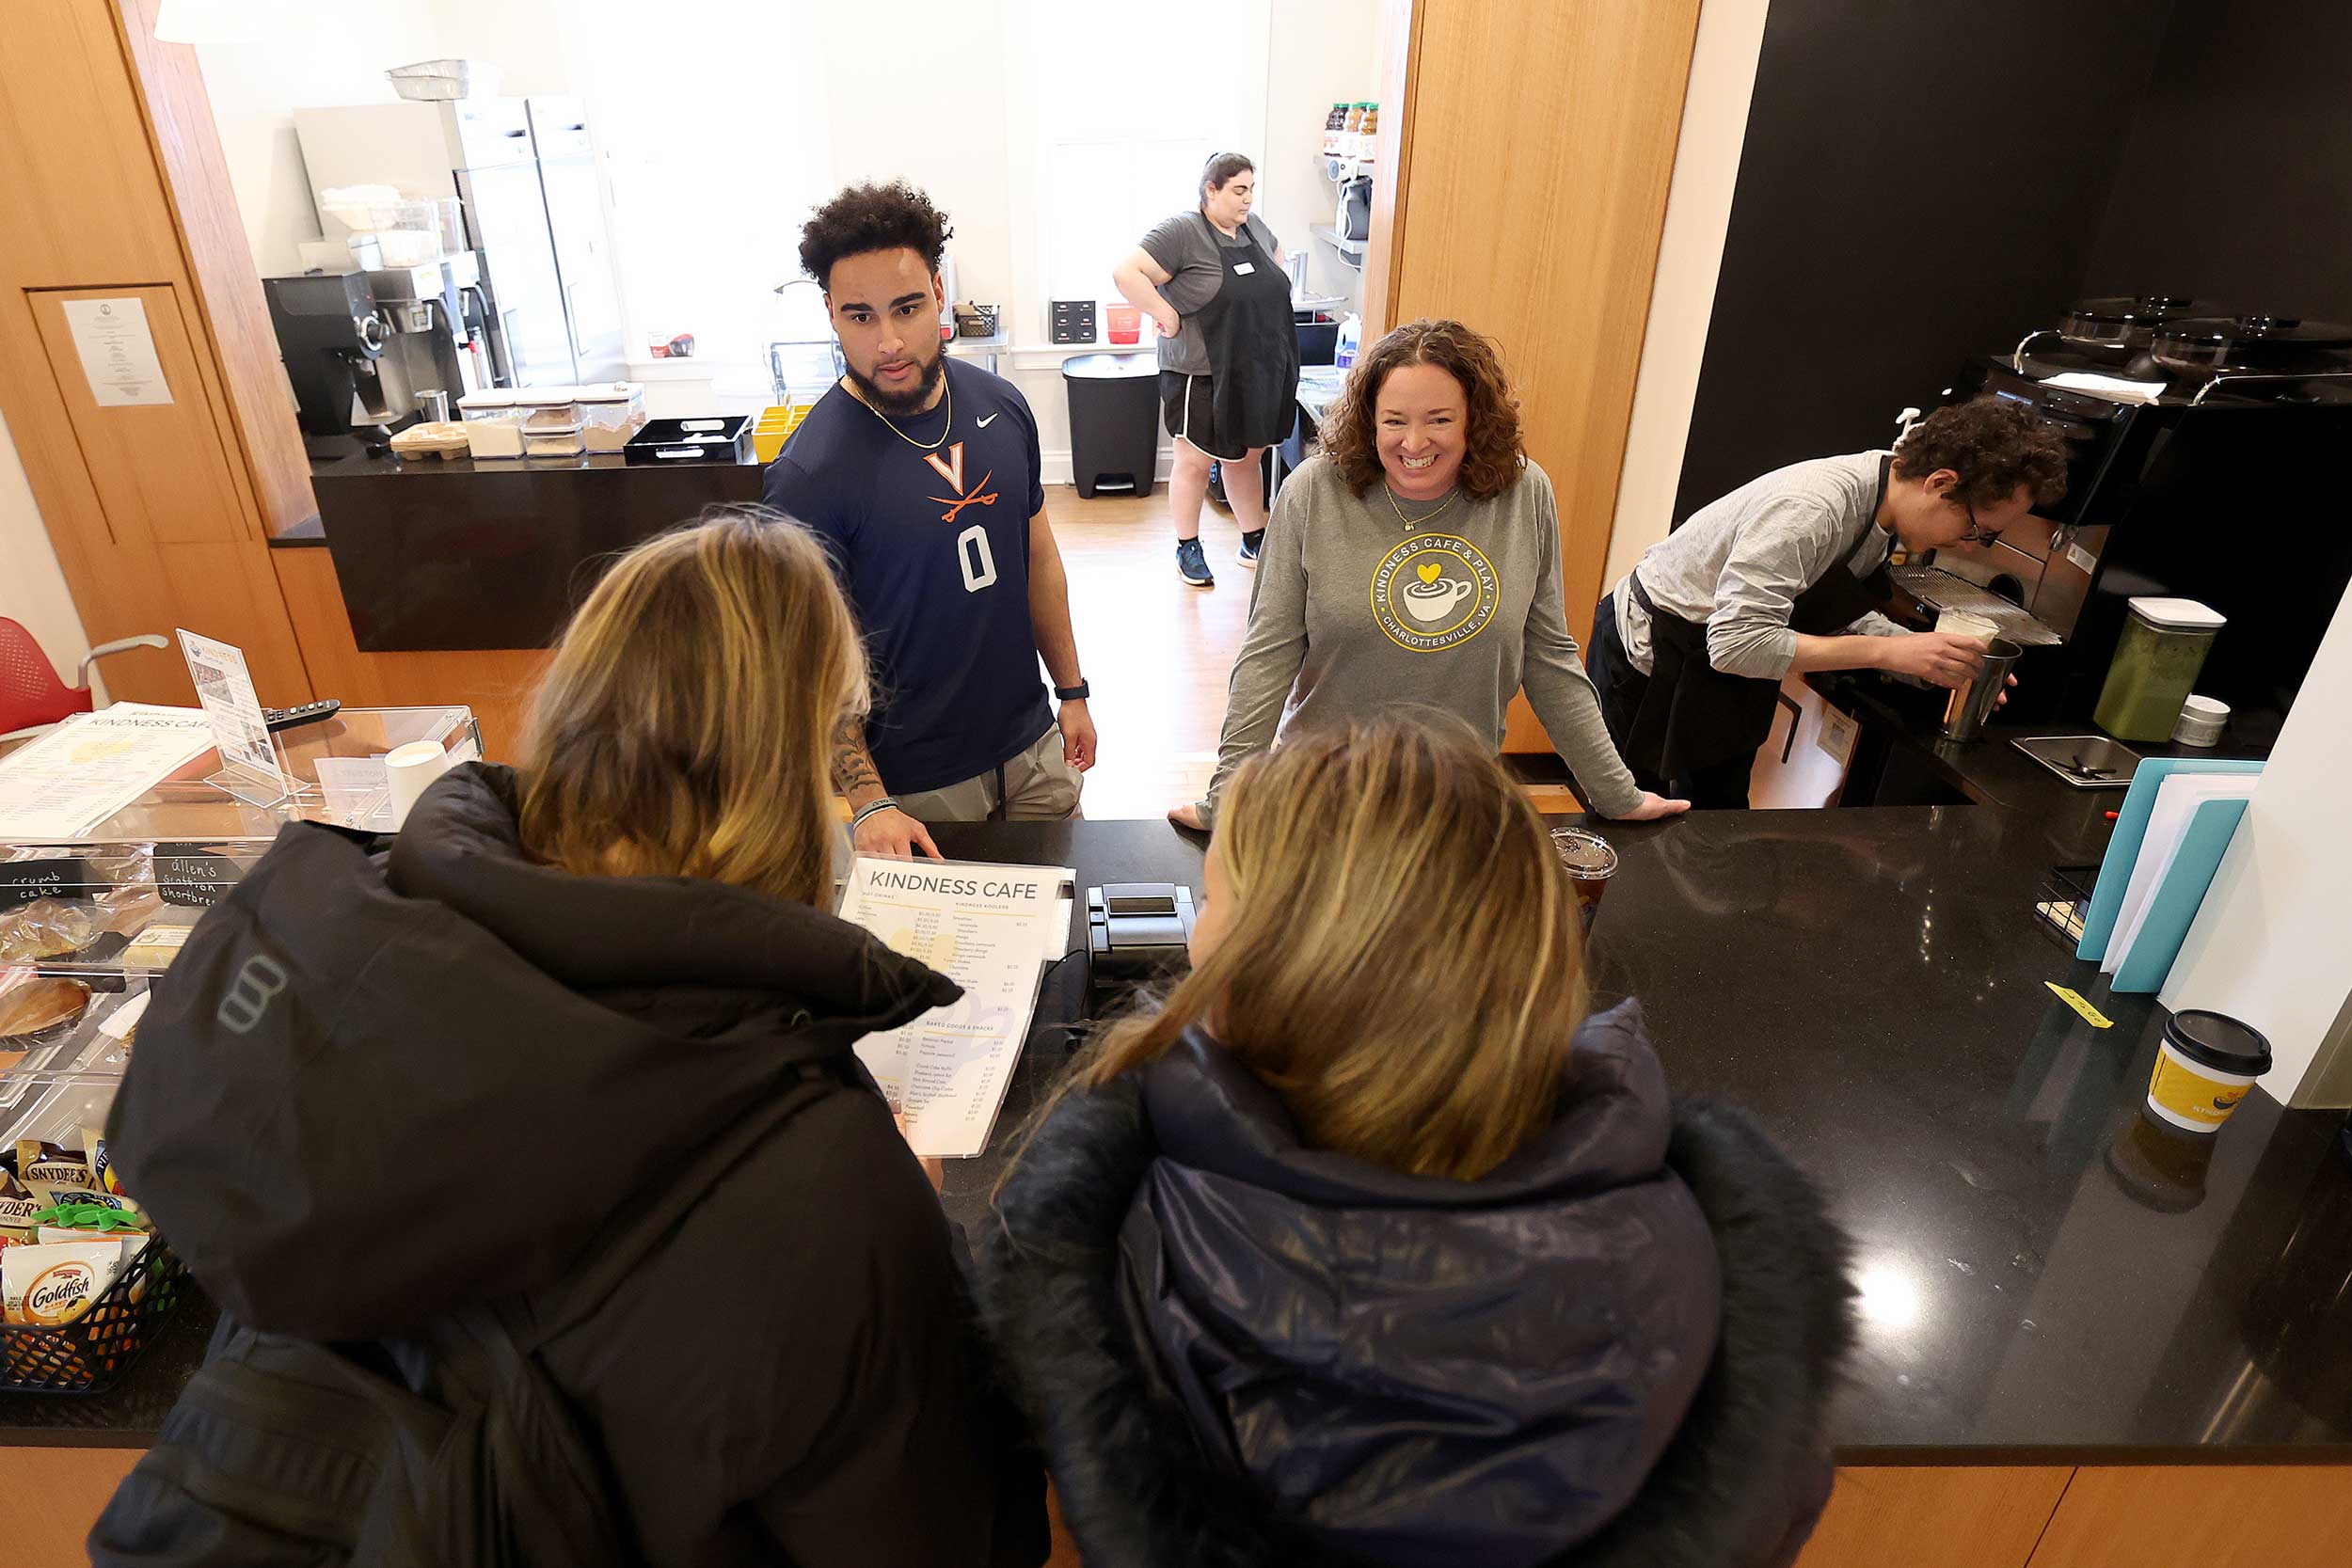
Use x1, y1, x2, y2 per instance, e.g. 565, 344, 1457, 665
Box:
2082, 1, 2352, 325
1673, 1, 2173, 520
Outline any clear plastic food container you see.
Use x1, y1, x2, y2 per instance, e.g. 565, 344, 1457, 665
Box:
520, 395, 585, 458
2094, 597, 2226, 741
573, 383, 646, 451
456, 390, 525, 459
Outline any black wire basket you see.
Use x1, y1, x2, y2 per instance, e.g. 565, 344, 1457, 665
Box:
2034, 863, 2100, 952
1, 1236, 187, 1394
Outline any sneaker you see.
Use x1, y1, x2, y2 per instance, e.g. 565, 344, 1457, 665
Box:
1176, 537, 1215, 588
1237, 530, 1264, 568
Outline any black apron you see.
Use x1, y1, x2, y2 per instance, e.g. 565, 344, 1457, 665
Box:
1626, 456, 1898, 780
1191, 214, 1299, 455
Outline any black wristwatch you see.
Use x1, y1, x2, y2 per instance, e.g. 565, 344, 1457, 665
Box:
1055, 680, 1091, 702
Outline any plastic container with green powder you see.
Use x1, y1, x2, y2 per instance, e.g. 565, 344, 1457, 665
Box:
2094, 597, 2226, 740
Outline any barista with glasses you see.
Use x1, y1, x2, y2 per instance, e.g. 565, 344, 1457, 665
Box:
1587, 397, 2070, 808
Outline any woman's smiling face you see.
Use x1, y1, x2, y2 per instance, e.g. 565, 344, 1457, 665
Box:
1375, 361, 1469, 501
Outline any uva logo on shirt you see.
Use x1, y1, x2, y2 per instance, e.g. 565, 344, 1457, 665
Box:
921, 441, 1005, 593
921, 443, 999, 525
1370, 534, 1501, 651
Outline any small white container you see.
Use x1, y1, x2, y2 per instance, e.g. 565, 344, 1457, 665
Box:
521, 395, 585, 458
457, 390, 525, 459
2171, 694, 2230, 747
573, 382, 647, 451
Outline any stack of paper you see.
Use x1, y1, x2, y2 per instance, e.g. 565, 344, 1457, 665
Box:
0, 706, 215, 841
834, 855, 1075, 1158
2077, 758, 2265, 993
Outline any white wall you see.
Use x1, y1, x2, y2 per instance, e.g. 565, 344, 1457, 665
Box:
2161, 583, 2352, 1107
0, 411, 92, 698
181, 0, 442, 277
1601, 0, 1771, 589
1262, 0, 1382, 306
179, 0, 1376, 480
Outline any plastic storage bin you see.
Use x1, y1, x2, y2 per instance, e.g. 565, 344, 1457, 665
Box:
2094, 597, 2226, 740
519, 392, 586, 458
457, 390, 525, 458
573, 383, 647, 452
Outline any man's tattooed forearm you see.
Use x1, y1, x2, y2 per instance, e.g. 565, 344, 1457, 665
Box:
831, 713, 881, 794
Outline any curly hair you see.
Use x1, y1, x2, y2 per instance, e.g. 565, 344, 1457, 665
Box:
798, 181, 954, 292
1894, 396, 2071, 509
1317, 319, 1526, 500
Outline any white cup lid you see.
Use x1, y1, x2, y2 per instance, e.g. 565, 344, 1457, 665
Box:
2181, 694, 2231, 719
2127, 596, 2227, 630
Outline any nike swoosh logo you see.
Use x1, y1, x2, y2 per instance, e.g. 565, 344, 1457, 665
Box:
977, 413, 999, 428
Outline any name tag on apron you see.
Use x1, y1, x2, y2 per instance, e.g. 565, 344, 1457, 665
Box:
1233, 262, 1255, 275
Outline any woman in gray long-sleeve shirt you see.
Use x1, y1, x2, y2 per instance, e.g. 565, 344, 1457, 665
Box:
1171, 321, 1689, 830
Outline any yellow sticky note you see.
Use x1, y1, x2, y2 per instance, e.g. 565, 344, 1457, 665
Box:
2045, 982, 2113, 1029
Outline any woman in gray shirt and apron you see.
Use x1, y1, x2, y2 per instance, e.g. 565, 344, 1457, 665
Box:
1114, 152, 1303, 589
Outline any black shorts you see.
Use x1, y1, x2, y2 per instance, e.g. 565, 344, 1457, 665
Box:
1158, 371, 1245, 462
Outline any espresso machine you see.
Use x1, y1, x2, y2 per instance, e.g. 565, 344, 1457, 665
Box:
1920, 303, 2352, 732
366, 251, 503, 406
262, 271, 405, 450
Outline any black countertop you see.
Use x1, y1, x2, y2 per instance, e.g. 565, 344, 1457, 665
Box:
8, 810, 2347, 1462
1809, 669, 2280, 868
299, 436, 764, 650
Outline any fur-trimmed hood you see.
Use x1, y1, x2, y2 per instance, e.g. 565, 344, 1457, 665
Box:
977, 1001, 1855, 1568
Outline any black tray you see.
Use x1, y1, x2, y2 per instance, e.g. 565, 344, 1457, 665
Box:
622, 416, 754, 466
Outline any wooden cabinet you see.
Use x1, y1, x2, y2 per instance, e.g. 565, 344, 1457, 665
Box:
1795, 1466, 2074, 1568
0, 1, 315, 707
1795, 1463, 2352, 1568
0, 1446, 144, 1563
1364, 0, 1701, 750
2027, 1466, 2352, 1568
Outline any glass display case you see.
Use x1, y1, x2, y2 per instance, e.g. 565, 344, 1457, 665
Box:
54, 705, 481, 843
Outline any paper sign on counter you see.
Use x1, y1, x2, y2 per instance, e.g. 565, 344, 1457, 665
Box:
0, 705, 215, 840
61, 298, 172, 407
835, 855, 1074, 1159
177, 630, 284, 800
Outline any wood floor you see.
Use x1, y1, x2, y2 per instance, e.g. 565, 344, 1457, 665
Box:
1050, 484, 1252, 819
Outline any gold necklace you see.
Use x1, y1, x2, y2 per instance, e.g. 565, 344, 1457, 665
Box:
848, 372, 953, 452
1386, 483, 1458, 531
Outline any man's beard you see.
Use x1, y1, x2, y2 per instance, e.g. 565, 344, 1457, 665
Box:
848, 341, 946, 417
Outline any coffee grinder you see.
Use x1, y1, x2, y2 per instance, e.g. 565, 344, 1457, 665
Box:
262, 271, 402, 451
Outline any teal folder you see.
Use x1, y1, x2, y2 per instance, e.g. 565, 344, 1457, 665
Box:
2076, 757, 2265, 961
2108, 795, 2252, 992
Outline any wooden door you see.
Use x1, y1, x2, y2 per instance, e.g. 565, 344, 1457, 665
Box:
1369, 0, 1701, 753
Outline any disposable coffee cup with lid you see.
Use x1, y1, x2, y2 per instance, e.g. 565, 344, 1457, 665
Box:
2145, 1009, 2271, 1134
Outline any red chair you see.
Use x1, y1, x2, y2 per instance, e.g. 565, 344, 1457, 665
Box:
0, 618, 169, 742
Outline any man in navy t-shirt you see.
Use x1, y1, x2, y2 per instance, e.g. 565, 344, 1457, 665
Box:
765, 181, 1095, 858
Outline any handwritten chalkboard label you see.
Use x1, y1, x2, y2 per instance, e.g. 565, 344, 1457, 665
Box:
0, 860, 80, 911
155, 845, 248, 909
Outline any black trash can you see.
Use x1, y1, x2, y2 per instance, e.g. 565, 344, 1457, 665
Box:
1063, 351, 1159, 499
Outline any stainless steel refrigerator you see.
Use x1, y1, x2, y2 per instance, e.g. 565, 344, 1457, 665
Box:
294, 96, 627, 387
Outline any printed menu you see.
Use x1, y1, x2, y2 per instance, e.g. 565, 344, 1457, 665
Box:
835, 855, 1074, 1159
0, 705, 215, 841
